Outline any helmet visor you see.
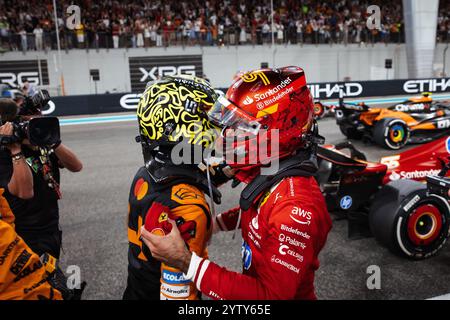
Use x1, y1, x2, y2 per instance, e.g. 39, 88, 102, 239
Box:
208, 95, 261, 135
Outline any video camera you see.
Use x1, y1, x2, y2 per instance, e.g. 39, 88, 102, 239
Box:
19, 89, 51, 116
0, 90, 60, 147
0, 117, 61, 147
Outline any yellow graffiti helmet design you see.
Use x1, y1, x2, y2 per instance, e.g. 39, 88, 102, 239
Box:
137, 75, 220, 148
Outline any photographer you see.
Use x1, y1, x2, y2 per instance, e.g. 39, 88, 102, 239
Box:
0, 117, 33, 202
0, 96, 83, 259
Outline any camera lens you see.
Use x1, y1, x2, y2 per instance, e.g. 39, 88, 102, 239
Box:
33, 127, 51, 143
28, 117, 60, 146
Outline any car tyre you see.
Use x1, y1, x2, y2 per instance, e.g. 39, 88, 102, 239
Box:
373, 118, 410, 150
369, 179, 450, 260
314, 102, 325, 119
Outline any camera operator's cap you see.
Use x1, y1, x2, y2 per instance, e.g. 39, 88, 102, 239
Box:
1, 89, 25, 101
136, 75, 220, 148
1, 90, 13, 98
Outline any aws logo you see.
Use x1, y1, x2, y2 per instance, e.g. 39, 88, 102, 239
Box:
289, 207, 312, 225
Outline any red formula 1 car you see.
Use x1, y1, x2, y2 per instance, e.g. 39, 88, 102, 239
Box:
317, 135, 450, 259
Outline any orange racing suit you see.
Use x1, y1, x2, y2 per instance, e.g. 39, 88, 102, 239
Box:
0, 188, 62, 300
124, 167, 213, 300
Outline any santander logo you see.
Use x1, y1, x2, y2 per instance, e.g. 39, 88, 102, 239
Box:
243, 96, 254, 105
389, 171, 401, 181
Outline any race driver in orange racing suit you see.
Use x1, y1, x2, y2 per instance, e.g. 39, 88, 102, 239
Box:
141, 66, 332, 300
123, 75, 226, 300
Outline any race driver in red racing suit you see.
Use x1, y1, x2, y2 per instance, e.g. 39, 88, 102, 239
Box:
210, 177, 330, 299
141, 66, 332, 300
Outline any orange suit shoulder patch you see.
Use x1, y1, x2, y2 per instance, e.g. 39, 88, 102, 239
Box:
171, 184, 209, 208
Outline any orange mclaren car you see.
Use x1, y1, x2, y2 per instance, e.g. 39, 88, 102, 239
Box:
335, 93, 450, 150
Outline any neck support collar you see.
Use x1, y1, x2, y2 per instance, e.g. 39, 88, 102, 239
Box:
239, 150, 318, 211
146, 159, 222, 205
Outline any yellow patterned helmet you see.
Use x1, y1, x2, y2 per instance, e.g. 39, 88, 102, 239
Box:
136, 75, 220, 166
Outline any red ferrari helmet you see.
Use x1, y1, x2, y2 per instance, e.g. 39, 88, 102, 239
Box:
208, 66, 314, 180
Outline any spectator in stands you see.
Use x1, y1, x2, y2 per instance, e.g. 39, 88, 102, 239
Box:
355, 23, 363, 43
75, 23, 84, 48
112, 22, 120, 49
311, 18, 318, 44
150, 22, 158, 47
130, 26, 136, 48
262, 20, 270, 43
33, 24, 43, 51
206, 22, 213, 46
154, 24, 161, 47
189, 20, 196, 45
211, 22, 218, 45
0, 16, 9, 48
143, 21, 151, 47
239, 23, 247, 45
0, 0, 448, 51
135, 15, 144, 48
194, 17, 202, 44
18, 26, 27, 51
296, 19, 303, 44
218, 21, 224, 45
276, 21, 284, 44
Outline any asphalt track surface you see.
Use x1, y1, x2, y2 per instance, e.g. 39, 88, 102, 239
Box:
57, 107, 450, 300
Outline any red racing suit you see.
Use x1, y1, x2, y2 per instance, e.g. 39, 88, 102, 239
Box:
184, 176, 332, 300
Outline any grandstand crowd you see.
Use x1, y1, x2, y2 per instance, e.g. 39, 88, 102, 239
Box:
0, 0, 449, 51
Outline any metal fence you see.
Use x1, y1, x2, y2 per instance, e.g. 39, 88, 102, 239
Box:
1, 28, 448, 53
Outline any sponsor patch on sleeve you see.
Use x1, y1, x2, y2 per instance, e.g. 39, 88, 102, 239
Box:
289, 206, 313, 225
160, 283, 190, 299
162, 269, 191, 285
